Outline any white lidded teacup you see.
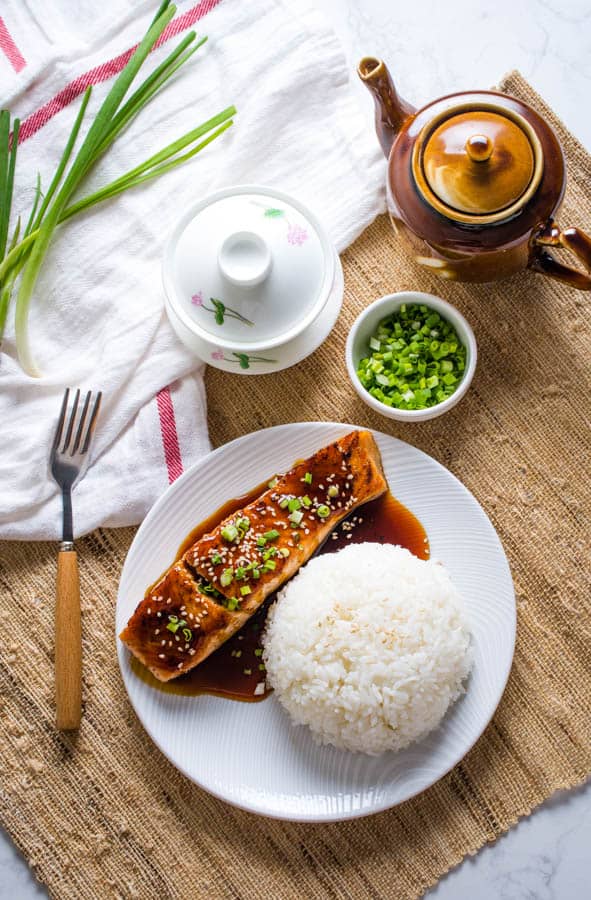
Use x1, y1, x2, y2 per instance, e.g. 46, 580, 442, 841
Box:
162, 185, 344, 373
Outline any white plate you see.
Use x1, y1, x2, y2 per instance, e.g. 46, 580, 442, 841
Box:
116, 423, 515, 822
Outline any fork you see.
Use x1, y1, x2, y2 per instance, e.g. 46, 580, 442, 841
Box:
50, 388, 102, 730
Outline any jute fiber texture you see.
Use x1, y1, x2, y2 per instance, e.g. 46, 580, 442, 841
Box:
1, 73, 590, 900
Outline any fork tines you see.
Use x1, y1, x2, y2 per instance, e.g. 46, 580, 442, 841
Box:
53, 388, 102, 457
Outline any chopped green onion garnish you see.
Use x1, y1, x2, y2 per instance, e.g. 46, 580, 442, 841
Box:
235, 566, 246, 580
254, 648, 263, 657
289, 509, 304, 525
262, 560, 276, 572
243, 668, 252, 675
288, 497, 301, 512
166, 614, 187, 634
257, 535, 267, 548
226, 597, 239, 611
236, 516, 250, 535
303, 472, 313, 484
279, 548, 290, 557
356, 303, 467, 411
317, 504, 330, 519
201, 582, 221, 597
267, 477, 278, 489
279, 497, 289, 509
240, 585, 251, 596
211, 552, 222, 564
327, 485, 339, 498
258, 663, 266, 671
220, 568, 234, 587
251, 567, 261, 579
221, 523, 238, 542
264, 529, 280, 541
301, 495, 312, 508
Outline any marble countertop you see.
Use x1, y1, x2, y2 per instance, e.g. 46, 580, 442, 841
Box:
2, 0, 590, 896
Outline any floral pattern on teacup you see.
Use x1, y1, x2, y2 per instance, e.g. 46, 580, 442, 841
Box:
287, 223, 308, 246
252, 202, 309, 245
191, 294, 253, 327
210, 350, 277, 369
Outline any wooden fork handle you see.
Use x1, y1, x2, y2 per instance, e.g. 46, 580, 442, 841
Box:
55, 547, 82, 730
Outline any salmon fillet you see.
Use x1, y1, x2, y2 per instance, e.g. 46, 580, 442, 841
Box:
120, 430, 387, 681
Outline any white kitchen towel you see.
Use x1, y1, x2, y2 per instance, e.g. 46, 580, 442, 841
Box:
0, 0, 385, 540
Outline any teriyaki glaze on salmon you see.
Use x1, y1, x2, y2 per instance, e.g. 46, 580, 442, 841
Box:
119, 430, 387, 681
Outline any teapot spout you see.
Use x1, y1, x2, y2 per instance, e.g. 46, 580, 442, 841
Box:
358, 57, 415, 157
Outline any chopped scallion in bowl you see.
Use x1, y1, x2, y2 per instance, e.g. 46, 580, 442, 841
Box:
346, 292, 477, 422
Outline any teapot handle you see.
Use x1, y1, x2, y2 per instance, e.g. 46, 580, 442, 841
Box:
529, 219, 591, 290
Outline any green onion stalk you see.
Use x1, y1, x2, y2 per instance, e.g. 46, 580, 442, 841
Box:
0, 1, 236, 376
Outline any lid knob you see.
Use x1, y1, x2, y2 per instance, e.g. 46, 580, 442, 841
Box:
218, 230, 272, 288
465, 133, 493, 162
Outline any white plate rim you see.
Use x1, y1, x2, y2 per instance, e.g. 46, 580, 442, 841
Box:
116, 422, 516, 822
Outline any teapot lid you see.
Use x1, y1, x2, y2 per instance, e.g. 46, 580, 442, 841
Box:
413, 103, 544, 225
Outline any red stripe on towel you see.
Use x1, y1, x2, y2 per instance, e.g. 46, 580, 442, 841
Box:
17, 0, 223, 145
0, 17, 26, 73
156, 386, 184, 484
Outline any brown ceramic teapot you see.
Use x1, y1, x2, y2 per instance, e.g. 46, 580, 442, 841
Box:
358, 57, 591, 290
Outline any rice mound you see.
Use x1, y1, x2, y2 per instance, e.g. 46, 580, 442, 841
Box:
263, 542, 472, 755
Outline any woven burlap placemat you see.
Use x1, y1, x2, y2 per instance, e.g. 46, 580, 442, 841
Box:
1, 72, 590, 900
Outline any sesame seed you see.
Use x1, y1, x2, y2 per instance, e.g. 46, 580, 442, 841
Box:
147, 607, 152, 614
155, 629, 160, 634
158, 653, 165, 659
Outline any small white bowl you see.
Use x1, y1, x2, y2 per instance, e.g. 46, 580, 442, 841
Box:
346, 291, 477, 422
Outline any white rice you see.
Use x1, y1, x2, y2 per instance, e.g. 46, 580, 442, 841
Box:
263, 543, 472, 755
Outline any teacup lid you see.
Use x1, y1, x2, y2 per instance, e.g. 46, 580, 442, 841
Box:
162, 186, 334, 351
412, 104, 544, 225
